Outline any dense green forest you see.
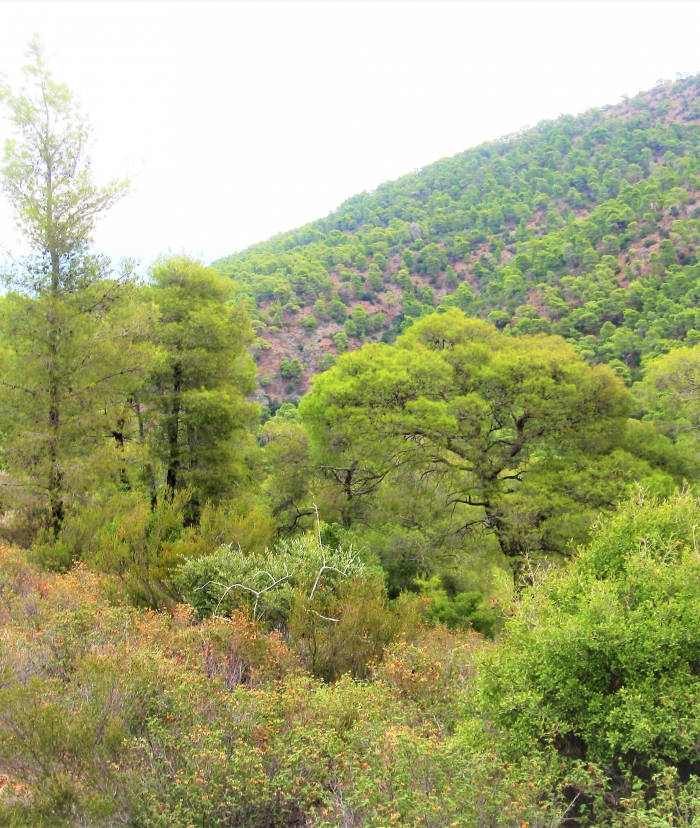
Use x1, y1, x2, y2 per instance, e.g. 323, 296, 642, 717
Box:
214, 71, 700, 403
3, 40, 700, 826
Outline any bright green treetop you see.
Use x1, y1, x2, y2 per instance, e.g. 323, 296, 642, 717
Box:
300, 309, 630, 567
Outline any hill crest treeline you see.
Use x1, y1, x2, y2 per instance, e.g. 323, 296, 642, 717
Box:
214, 74, 700, 404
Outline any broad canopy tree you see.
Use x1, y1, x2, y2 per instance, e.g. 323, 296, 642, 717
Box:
300, 309, 631, 571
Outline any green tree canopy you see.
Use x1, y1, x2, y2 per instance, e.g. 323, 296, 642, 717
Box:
143, 255, 258, 508
300, 309, 630, 569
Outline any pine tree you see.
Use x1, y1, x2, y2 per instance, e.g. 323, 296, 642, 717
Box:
143, 255, 258, 513
0, 38, 134, 538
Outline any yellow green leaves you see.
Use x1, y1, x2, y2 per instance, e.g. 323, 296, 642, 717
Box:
477, 489, 700, 771
300, 309, 630, 566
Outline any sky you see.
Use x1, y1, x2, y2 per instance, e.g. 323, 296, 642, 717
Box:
1, 0, 700, 269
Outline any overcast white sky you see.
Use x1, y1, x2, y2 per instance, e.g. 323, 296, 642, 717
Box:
1, 1, 700, 268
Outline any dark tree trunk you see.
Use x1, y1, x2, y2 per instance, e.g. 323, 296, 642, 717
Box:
132, 395, 158, 510
111, 412, 130, 489
166, 362, 182, 496
47, 238, 64, 538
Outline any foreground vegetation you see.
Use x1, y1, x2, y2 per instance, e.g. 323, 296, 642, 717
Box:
3, 492, 700, 826
3, 40, 700, 826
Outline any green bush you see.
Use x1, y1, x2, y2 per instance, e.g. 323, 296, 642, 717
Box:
477, 489, 700, 781
279, 358, 303, 380
416, 575, 499, 636
177, 533, 366, 624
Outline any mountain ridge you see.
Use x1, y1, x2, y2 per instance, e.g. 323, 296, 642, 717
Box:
213, 74, 700, 407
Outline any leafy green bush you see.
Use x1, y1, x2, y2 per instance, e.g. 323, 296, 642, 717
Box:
477, 489, 700, 781
177, 533, 366, 624
416, 575, 499, 636
279, 358, 303, 380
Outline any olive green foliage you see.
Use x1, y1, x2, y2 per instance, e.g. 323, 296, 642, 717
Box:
300, 310, 647, 576
279, 357, 303, 379
259, 414, 319, 534
416, 575, 499, 636
214, 74, 700, 390
144, 255, 258, 502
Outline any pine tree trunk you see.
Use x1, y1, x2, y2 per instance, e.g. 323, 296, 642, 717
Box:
166, 362, 182, 494
47, 240, 64, 538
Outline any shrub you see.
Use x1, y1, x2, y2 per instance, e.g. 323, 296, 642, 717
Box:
279, 358, 303, 380
477, 489, 700, 780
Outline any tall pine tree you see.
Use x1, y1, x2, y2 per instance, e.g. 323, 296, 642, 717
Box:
0, 38, 138, 539
143, 254, 258, 514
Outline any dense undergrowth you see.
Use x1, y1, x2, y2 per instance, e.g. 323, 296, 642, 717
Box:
3, 492, 700, 826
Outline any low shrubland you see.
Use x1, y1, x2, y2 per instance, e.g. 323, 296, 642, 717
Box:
2, 491, 700, 826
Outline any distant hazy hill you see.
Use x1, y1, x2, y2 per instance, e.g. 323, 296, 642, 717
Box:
213, 74, 700, 406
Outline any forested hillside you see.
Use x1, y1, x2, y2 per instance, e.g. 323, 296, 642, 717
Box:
215, 73, 700, 402
5, 41, 700, 827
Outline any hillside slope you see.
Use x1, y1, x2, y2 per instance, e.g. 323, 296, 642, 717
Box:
214, 74, 700, 405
